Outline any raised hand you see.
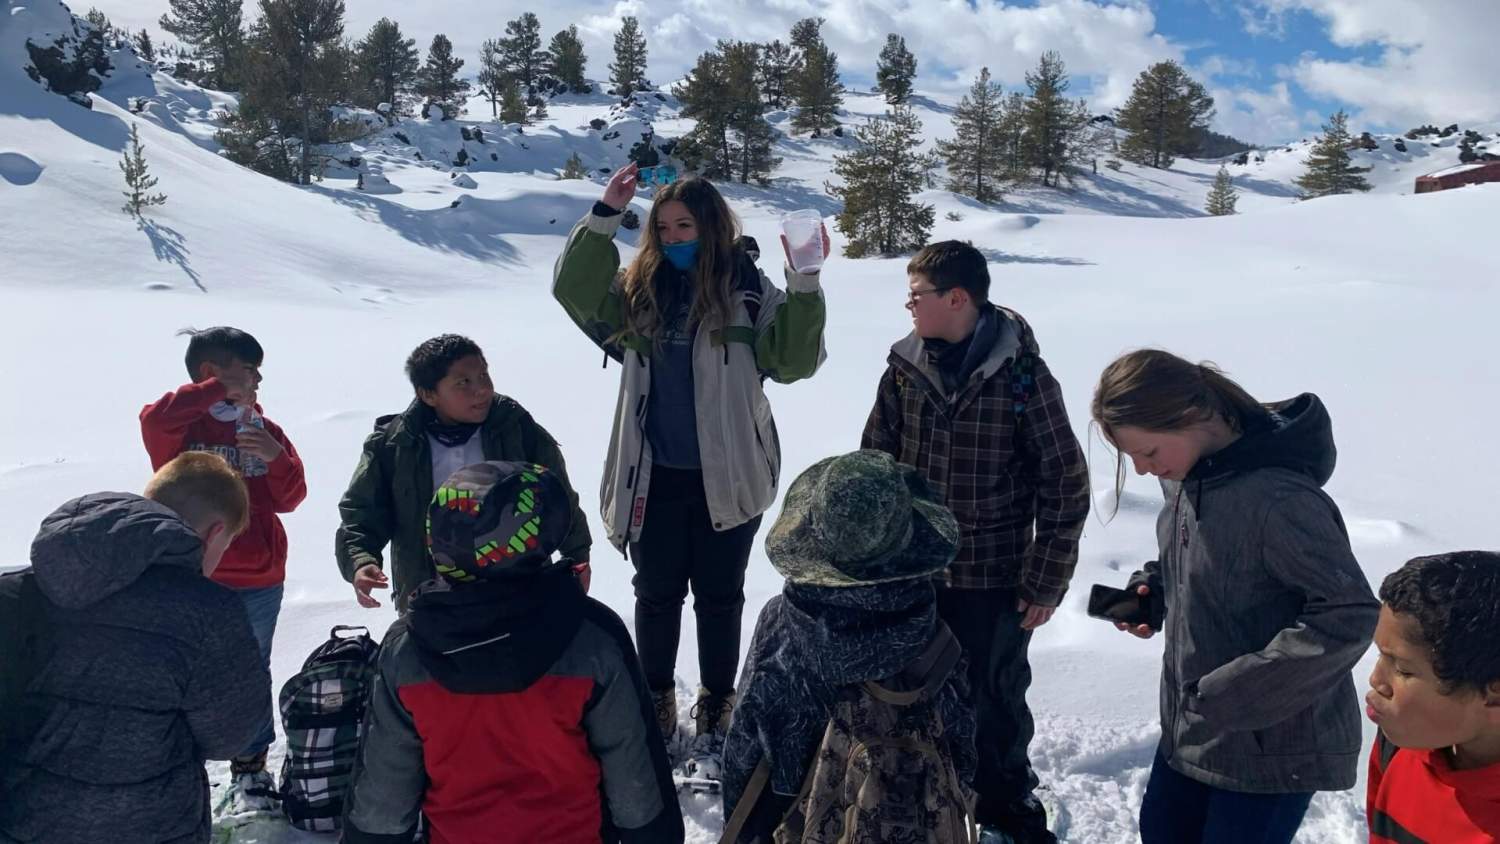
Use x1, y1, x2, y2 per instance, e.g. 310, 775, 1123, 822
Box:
601, 163, 639, 211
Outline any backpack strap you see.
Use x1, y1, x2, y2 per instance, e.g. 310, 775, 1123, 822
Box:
863, 621, 962, 707
1009, 352, 1035, 421
719, 757, 771, 844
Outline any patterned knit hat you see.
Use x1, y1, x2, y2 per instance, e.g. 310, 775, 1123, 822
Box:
767, 450, 960, 588
425, 461, 572, 584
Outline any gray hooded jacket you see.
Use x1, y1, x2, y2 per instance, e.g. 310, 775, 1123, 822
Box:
1129, 394, 1379, 794
0, 493, 268, 844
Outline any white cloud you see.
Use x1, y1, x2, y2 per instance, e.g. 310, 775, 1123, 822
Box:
98, 0, 1187, 107
1245, 0, 1500, 127
1207, 81, 1316, 146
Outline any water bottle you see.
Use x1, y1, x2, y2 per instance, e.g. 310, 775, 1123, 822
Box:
237, 407, 268, 477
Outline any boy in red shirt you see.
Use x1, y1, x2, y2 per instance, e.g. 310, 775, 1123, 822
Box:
140, 326, 306, 811
1367, 550, 1500, 843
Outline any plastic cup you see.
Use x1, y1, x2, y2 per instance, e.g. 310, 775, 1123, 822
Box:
781, 210, 824, 273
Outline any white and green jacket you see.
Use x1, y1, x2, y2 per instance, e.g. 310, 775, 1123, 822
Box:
553, 209, 827, 550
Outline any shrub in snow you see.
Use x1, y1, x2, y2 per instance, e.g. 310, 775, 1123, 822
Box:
621, 209, 640, 230
590, 118, 607, 131
1393, 139, 1408, 153
1356, 132, 1378, 151
945, 211, 963, 222
460, 127, 472, 141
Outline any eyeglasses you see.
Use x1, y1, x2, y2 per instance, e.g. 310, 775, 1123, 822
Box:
906, 286, 952, 307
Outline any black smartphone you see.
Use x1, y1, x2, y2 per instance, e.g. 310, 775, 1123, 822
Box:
1087, 583, 1154, 627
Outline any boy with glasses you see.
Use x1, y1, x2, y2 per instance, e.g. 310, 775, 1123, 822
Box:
862, 239, 1090, 844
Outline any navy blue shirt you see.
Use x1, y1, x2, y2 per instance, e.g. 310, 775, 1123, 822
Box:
646, 281, 702, 469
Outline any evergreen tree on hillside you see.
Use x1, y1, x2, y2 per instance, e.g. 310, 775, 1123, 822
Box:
1021, 51, 1088, 186
788, 18, 843, 136
416, 34, 470, 118
936, 66, 1006, 203
532, 96, 547, 121
1116, 60, 1216, 169
724, 41, 779, 183
247, 0, 346, 184
160, 0, 244, 88
1296, 110, 1372, 199
875, 34, 916, 105
559, 151, 586, 179
997, 91, 1028, 180
828, 106, 934, 257
500, 12, 545, 95
500, 77, 529, 124
546, 25, 587, 91
610, 16, 648, 97
674, 47, 733, 177
476, 38, 506, 118
1205, 164, 1238, 215
85, 8, 115, 39
757, 39, 795, 108
135, 29, 157, 63
353, 18, 418, 115
120, 123, 167, 216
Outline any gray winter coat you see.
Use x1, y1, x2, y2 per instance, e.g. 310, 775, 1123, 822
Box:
0, 494, 268, 844
1129, 394, 1379, 794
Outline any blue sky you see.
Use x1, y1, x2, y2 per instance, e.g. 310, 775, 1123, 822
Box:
101, 0, 1499, 146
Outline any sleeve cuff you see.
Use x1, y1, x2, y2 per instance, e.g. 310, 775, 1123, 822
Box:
585, 209, 625, 237
783, 265, 822, 294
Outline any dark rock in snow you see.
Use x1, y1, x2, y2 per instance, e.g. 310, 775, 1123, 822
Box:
621, 209, 640, 230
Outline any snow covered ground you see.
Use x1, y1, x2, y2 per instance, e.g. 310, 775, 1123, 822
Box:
4, 3, 1498, 841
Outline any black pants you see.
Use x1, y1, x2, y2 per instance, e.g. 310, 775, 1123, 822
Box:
629, 467, 760, 695
937, 586, 1053, 841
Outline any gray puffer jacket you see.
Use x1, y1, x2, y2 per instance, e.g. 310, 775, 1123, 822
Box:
0, 494, 268, 844
1130, 394, 1379, 794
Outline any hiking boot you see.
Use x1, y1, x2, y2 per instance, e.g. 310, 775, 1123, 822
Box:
223, 769, 279, 814
652, 687, 678, 743
690, 687, 735, 738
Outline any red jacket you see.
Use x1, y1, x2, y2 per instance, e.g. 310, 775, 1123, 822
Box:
140, 378, 306, 589
1368, 734, 1500, 843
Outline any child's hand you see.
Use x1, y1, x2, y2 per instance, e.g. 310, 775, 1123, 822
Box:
1115, 584, 1156, 639
236, 424, 284, 462
601, 163, 638, 211
353, 564, 389, 608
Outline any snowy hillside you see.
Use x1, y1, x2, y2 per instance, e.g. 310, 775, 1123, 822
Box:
4, 2, 1499, 842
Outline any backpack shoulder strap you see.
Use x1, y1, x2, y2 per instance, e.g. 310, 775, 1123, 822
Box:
1008, 351, 1036, 421
718, 757, 771, 844
864, 621, 961, 707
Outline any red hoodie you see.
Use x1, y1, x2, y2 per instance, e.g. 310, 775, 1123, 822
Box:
1368, 735, 1500, 843
140, 378, 306, 589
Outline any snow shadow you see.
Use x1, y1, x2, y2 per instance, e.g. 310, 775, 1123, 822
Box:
714, 179, 842, 217
315, 187, 526, 265
977, 247, 1094, 267
0, 152, 44, 185
139, 219, 204, 292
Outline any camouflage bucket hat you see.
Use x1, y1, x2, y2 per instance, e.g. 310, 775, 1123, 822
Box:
425, 461, 572, 584
767, 450, 960, 588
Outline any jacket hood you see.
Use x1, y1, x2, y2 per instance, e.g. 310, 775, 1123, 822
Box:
890, 304, 1037, 397
779, 579, 942, 687
405, 567, 585, 693
382, 396, 524, 445
1187, 393, 1337, 488
30, 492, 204, 609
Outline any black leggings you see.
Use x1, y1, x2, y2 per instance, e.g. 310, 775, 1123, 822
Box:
628, 467, 761, 695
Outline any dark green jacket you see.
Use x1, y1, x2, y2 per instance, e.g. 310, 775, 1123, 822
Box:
335, 397, 591, 612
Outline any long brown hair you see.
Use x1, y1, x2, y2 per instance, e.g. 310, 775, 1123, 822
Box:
1091, 349, 1272, 512
616, 177, 740, 343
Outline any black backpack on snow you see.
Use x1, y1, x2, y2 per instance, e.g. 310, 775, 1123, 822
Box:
277, 625, 380, 831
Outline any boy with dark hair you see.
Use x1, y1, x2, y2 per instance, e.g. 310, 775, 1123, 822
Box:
336, 334, 591, 613
140, 326, 306, 810
0, 453, 268, 844
343, 462, 683, 844
1367, 551, 1500, 842
862, 239, 1090, 844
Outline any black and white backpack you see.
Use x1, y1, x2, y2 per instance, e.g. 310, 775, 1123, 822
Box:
277, 625, 379, 831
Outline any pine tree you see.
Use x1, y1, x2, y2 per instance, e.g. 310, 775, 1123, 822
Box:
135, 29, 157, 63
85, 8, 114, 39
757, 39, 794, 109
532, 96, 548, 121
159, 0, 244, 88
1296, 110, 1372, 199
1205, 164, 1238, 215
253, 0, 346, 184
120, 123, 167, 215
476, 38, 506, 118
936, 66, 1006, 203
610, 16, 648, 97
788, 18, 843, 136
1021, 51, 1088, 186
997, 92, 1028, 180
827, 106, 935, 257
559, 151, 586, 179
546, 25, 587, 91
673, 47, 733, 177
500, 12, 545, 95
1116, 60, 1215, 169
500, 77, 528, 124
416, 34, 470, 119
875, 34, 916, 105
724, 41, 779, 184
353, 18, 418, 114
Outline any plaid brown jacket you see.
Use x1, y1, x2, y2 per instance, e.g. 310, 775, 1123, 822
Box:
861, 306, 1089, 604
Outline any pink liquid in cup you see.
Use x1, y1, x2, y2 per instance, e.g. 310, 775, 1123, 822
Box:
781, 210, 825, 273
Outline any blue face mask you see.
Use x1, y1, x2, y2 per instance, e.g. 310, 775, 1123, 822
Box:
661, 239, 700, 271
